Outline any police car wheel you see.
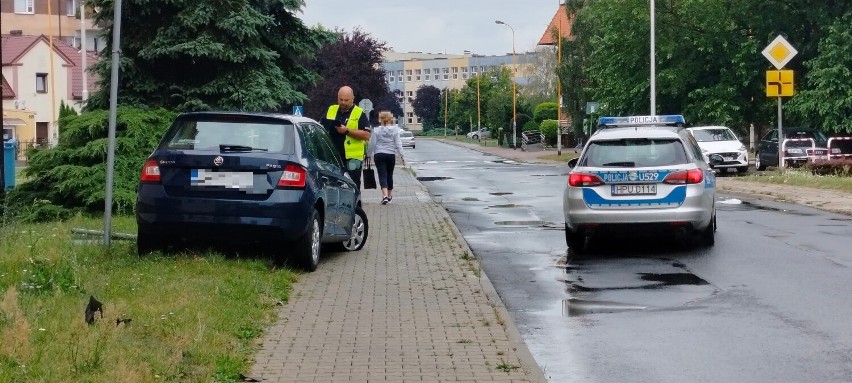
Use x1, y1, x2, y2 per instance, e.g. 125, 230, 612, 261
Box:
565, 225, 585, 253
700, 215, 716, 247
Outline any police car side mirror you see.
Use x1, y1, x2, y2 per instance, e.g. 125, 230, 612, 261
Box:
567, 158, 579, 168
708, 154, 724, 166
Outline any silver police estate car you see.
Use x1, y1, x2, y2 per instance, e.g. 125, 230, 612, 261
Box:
563, 115, 722, 252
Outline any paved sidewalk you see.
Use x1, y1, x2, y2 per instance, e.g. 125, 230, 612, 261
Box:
250, 169, 546, 382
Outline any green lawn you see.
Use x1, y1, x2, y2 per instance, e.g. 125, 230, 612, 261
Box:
734, 168, 852, 193
0, 214, 297, 383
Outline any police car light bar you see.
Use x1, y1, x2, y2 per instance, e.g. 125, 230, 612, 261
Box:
598, 115, 686, 127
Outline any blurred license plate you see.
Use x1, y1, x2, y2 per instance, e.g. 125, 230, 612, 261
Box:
191, 169, 253, 189
611, 184, 657, 196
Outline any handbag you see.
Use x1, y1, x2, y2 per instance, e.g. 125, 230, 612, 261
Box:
362, 157, 377, 189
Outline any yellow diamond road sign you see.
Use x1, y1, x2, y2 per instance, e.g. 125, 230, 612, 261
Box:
762, 35, 798, 69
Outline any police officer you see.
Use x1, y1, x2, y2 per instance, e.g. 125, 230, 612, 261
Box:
323, 86, 371, 188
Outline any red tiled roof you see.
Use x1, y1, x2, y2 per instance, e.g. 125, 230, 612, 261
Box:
1, 35, 41, 64
2, 34, 100, 100
2, 75, 15, 99
538, 4, 574, 46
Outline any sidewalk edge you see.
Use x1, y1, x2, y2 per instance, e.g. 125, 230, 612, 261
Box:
415, 178, 549, 383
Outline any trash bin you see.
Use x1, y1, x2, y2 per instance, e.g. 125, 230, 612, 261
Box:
3, 139, 17, 190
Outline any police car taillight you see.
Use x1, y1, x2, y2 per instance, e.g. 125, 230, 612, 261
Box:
140, 159, 161, 183
569, 173, 604, 187
663, 169, 703, 185
277, 164, 307, 188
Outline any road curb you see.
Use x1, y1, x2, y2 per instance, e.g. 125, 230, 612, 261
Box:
411, 174, 550, 383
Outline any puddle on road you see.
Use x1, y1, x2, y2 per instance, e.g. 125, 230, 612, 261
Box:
639, 273, 708, 286
562, 299, 648, 316
417, 176, 453, 182
495, 220, 546, 226
490, 192, 514, 196
462, 197, 480, 201
487, 204, 530, 208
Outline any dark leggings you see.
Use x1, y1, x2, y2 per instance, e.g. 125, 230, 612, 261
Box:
374, 153, 396, 190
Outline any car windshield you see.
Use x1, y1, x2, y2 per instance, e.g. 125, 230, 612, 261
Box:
691, 128, 736, 142
162, 117, 296, 153
581, 138, 688, 167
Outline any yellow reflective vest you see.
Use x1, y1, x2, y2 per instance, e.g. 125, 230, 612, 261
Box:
326, 105, 366, 160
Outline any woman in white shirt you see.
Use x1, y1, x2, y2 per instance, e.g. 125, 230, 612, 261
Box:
367, 111, 407, 204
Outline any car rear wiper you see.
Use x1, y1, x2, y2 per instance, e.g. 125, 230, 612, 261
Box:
219, 144, 268, 152
602, 161, 635, 167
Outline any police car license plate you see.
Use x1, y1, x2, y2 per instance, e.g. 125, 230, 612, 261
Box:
611, 184, 657, 196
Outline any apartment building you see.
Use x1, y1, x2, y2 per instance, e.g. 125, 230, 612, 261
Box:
382, 51, 535, 132
1, 0, 104, 52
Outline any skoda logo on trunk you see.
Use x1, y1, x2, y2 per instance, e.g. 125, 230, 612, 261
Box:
213, 156, 224, 166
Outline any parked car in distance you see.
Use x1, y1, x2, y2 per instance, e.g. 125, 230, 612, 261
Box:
563, 115, 721, 253
466, 128, 491, 140
400, 130, 415, 148
135, 112, 368, 271
754, 128, 835, 170
686, 126, 749, 173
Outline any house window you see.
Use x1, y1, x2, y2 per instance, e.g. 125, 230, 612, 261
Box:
406, 91, 413, 97
415, 69, 421, 81
66, 0, 78, 16
15, 0, 34, 14
36, 73, 48, 93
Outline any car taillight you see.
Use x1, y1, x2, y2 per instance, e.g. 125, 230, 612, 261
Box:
568, 173, 604, 187
277, 164, 307, 188
663, 169, 703, 184
140, 159, 161, 183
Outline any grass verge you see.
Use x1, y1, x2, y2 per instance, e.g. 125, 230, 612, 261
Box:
734, 168, 852, 193
0, 214, 297, 383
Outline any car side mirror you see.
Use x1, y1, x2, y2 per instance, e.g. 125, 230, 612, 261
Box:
708, 154, 724, 166
567, 158, 579, 168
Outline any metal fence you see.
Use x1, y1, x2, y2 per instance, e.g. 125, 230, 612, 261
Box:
14, 139, 48, 162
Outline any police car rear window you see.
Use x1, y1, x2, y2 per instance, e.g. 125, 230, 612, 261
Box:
582, 139, 687, 167
163, 117, 296, 153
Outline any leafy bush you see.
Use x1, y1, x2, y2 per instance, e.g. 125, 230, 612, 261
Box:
6, 107, 176, 221
533, 102, 558, 124
807, 159, 852, 177
540, 120, 559, 144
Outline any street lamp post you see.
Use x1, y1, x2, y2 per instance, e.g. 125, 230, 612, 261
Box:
495, 20, 517, 150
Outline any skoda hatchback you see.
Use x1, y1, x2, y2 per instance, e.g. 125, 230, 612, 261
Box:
136, 112, 368, 271
563, 115, 721, 252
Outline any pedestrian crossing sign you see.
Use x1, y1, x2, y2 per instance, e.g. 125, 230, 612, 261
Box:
293, 106, 304, 116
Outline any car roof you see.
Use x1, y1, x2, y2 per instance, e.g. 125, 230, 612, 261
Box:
177, 111, 319, 124
591, 126, 682, 140
687, 125, 730, 131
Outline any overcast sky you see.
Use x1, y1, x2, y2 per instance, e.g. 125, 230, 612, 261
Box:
297, 0, 561, 56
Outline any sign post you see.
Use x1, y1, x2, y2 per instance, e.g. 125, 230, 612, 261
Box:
762, 35, 797, 171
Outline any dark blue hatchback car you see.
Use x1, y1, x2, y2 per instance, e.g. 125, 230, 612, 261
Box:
136, 112, 368, 271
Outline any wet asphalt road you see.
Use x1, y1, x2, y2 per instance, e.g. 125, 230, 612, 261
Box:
406, 139, 852, 383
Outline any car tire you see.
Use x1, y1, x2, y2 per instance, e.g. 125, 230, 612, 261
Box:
755, 153, 766, 171
137, 226, 166, 256
296, 210, 322, 272
700, 214, 716, 247
341, 206, 369, 251
565, 225, 585, 253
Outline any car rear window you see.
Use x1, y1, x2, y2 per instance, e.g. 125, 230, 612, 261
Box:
691, 129, 736, 142
162, 116, 295, 153
581, 138, 688, 167
400, 131, 413, 137
785, 130, 828, 147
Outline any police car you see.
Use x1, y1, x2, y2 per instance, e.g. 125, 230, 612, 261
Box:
563, 115, 722, 252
